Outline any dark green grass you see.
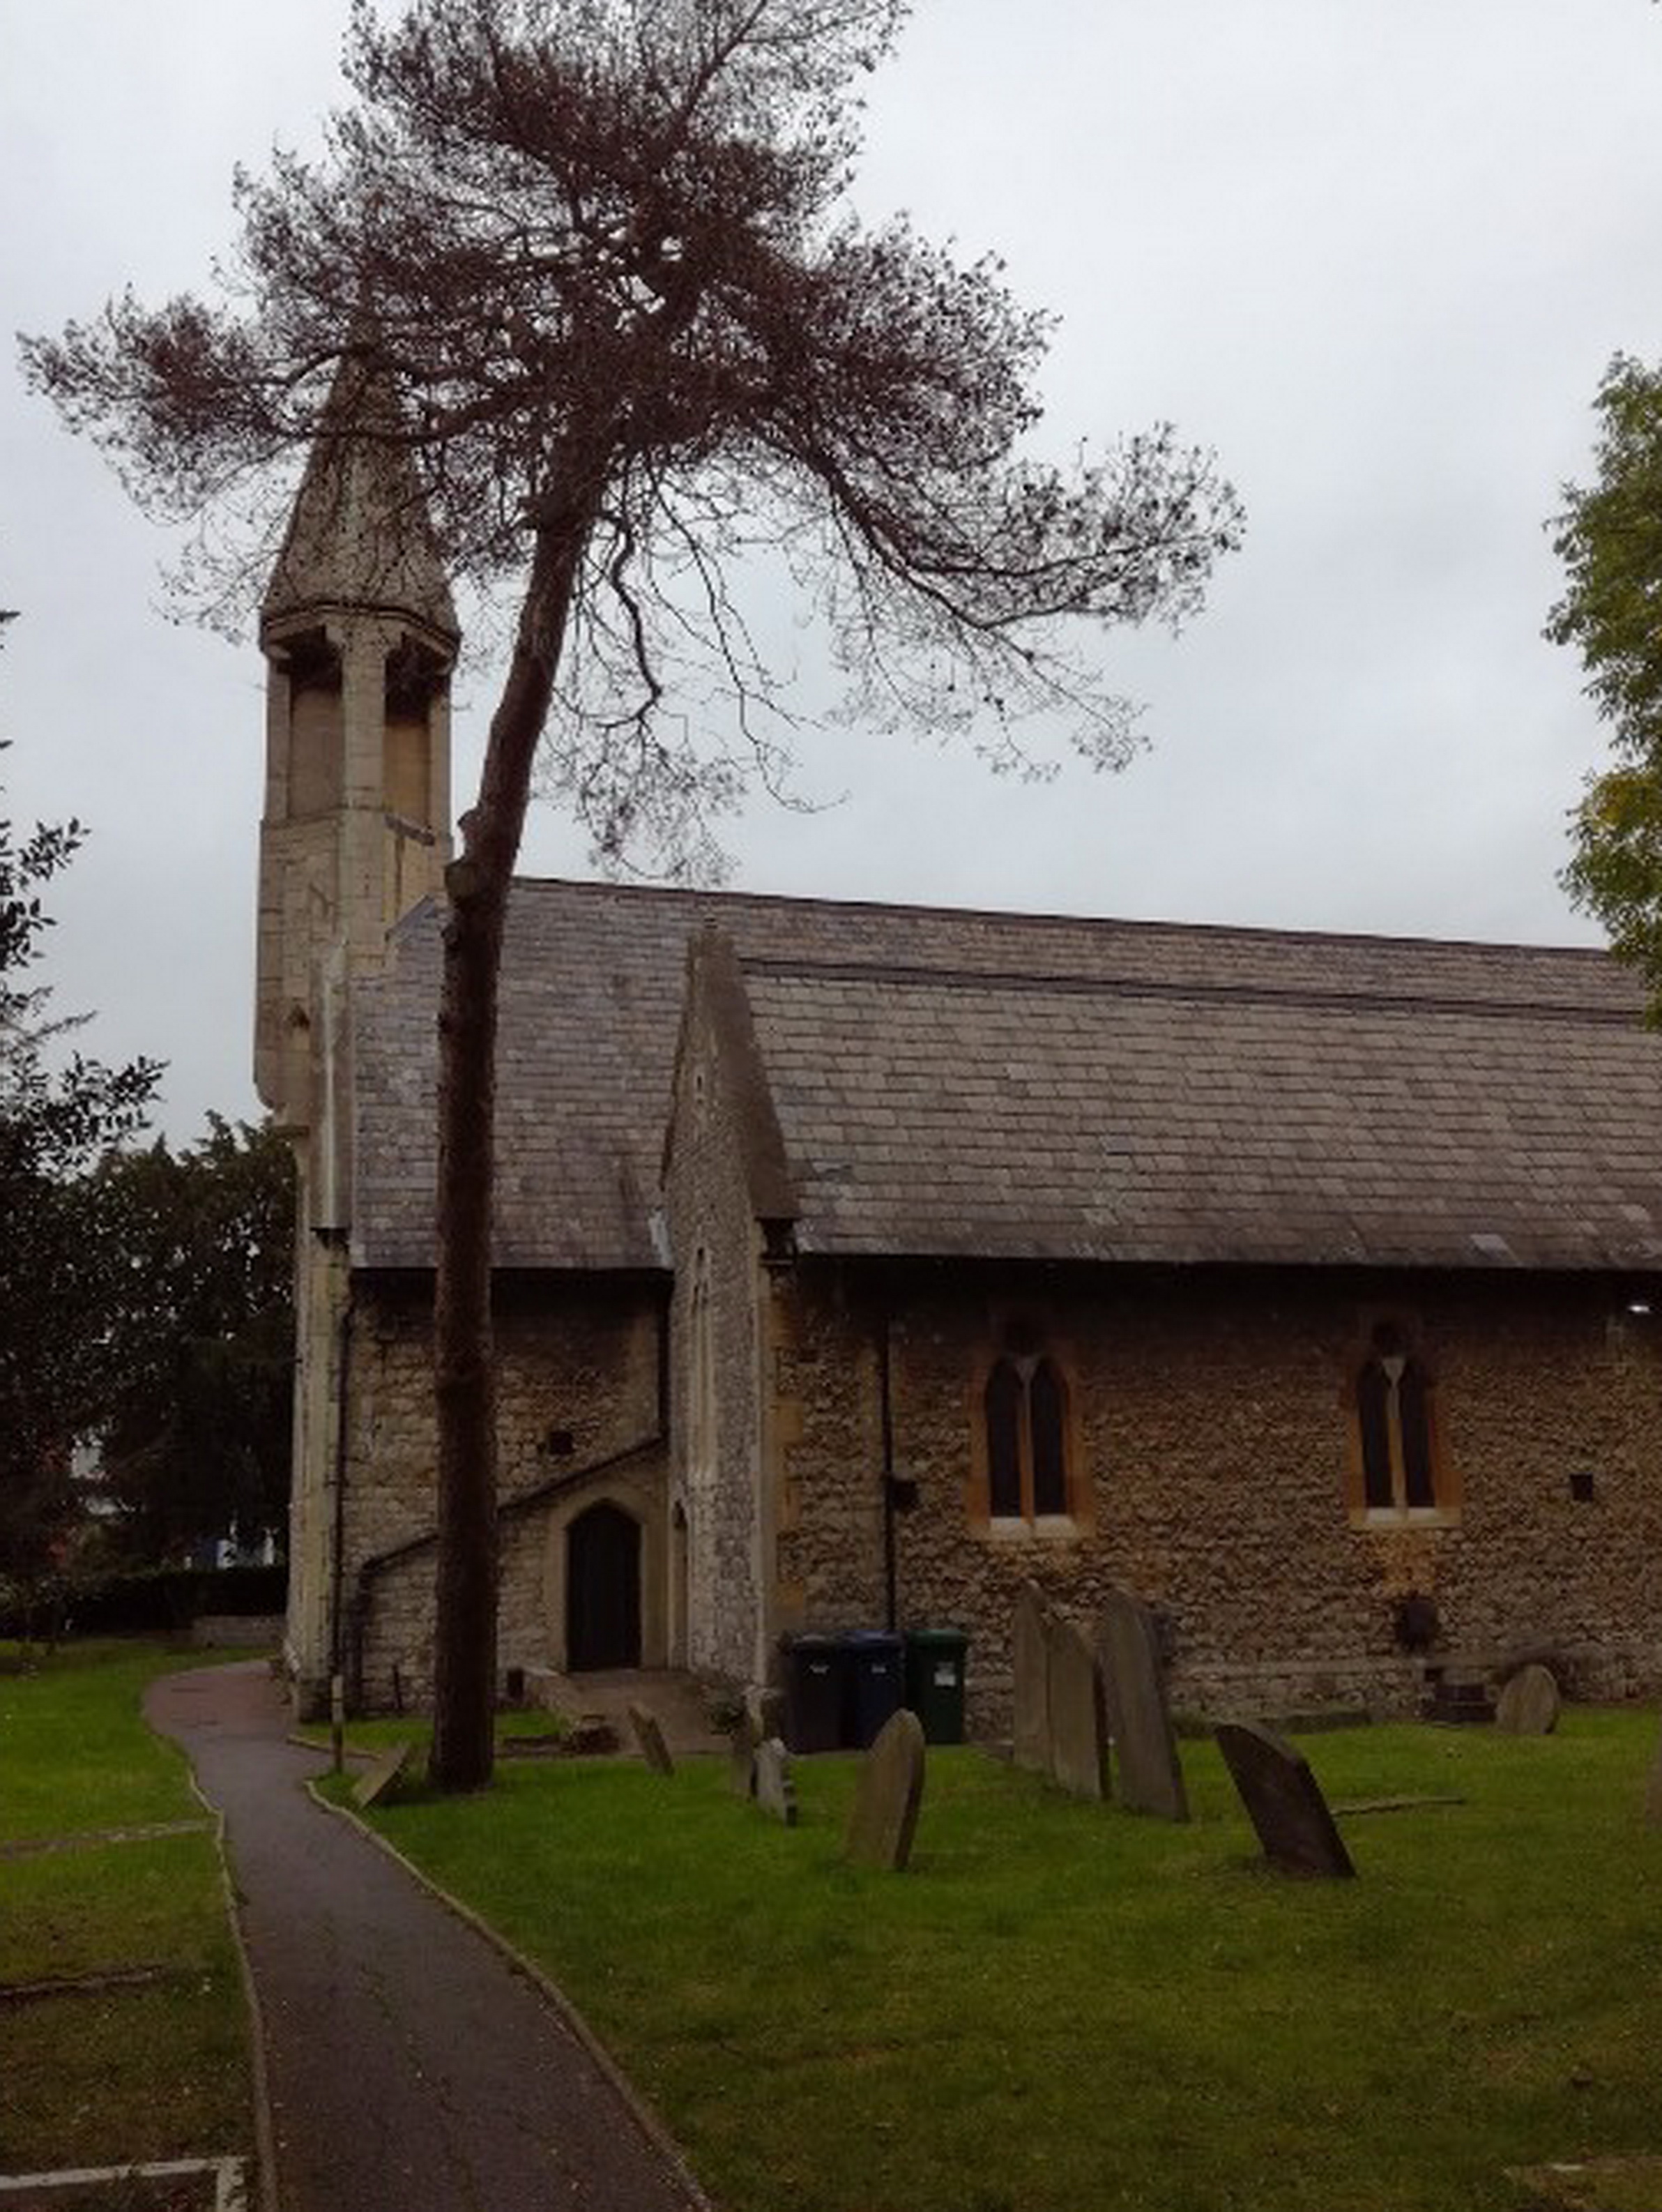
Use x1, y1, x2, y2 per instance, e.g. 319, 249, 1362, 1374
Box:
0, 1639, 211, 1844
0, 1641, 253, 2174
349, 1712, 1662, 2212
1, 1833, 229, 1987
296, 1705, 565, 1757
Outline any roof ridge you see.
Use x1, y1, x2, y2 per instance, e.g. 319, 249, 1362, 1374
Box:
504, 874, 1615, 964
736, 954, 1641, 1027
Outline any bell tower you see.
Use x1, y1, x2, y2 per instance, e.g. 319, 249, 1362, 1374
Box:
254, 346, 459, 1150
258, 347, 458, 1713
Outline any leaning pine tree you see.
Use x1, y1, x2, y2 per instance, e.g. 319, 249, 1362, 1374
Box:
24, 0, 1243, 1790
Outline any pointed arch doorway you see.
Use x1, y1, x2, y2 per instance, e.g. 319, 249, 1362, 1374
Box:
566, 1501, 642, 1671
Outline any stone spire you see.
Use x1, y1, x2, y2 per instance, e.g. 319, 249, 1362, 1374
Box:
262, 343, 458, 645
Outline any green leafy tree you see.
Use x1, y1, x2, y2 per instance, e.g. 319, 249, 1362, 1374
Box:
96, 1119, 294, 1566
1548, 351, 1662, 1008
0, 619, 163, 1624
24, 0, 1243, 1786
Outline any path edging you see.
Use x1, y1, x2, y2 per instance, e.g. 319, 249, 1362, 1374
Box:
142, 1674, 277, 2212
185, 1766, 280, 2212
307, 1778, 715, 2212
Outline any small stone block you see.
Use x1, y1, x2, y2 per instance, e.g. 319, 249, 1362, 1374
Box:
1495, 1662, 1562, 1736
570, 1715, 619, 1755
1046, 1614, 1109, 1802
1507, 2154, 1662, 2211
627, 1703, 675, 1775
1215, 1720, 1355, 1878
845, 1708, 925, 1870
1011, 1581, 1051, 1774
729, 1713, 761, 1798
753, 1737, 798, 1826
1098, 1586, 1188, 1822
352, 1739, 416, 1810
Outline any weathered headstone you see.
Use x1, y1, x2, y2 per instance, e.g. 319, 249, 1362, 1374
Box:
1495, 1662, 1561, 1736
753, 1737, 799, 1827
1098, 1586, 1188, 1822
627, 1702, 675, 1775
1215, 1720, 1355, 1878
352, 1739, 415, 1810
1045, 1614, 1109, 1802
729, 1712, 760, 1798
1011, 1581, 1052, 1773
845, 1708, 925, 1870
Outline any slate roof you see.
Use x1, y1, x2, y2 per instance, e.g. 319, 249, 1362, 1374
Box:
350, 878, 1662, 1275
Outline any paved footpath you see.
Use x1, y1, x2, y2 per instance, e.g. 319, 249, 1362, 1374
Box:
146, 1663, 706, 2212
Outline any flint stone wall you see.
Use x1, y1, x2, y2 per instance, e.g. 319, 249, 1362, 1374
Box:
763, 1261, 1662, 1737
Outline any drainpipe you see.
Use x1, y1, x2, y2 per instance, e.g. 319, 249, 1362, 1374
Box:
879, 1310, 898, 1633
328, 1262, 355, 1707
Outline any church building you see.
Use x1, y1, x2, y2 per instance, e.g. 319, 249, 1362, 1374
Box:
260, 404, 1662, 1733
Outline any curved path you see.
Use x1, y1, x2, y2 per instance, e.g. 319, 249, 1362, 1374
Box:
146, 1662, 706, 2212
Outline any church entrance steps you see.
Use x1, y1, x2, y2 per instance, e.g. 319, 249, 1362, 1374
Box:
521, 1666, 730, 1759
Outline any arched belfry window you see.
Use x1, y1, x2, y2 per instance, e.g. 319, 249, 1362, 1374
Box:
982, 1353, 1074, 1524
1350, 1320, 1449, 1519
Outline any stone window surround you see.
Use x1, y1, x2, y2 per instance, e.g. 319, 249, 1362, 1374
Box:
966, 1325, 1092, 1539
1340, 1308, 1461, 1529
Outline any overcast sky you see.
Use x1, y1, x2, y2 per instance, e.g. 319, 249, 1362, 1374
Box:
4, 1, 1661, 1144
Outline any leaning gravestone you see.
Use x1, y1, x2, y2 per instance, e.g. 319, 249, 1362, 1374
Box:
1495, 1662, 1561, 1736
1045, 1614, 1109, 1802
627, 1703, 675, 1775
729, 1712, 760, 1798
352, 1739, 416, 1810
1011, 1581, 1052, 1773
845, 1708, 926, 1870
753, 1737, 799, 1827
1215, 1720, 1355, 1878
1098, 1586, 1189, 1822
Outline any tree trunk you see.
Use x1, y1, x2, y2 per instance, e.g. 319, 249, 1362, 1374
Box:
428, 519, 589, 1792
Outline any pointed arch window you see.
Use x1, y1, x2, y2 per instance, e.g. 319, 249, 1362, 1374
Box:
982, 1354, 1074, 1524
1350, 1320, 1452, 1520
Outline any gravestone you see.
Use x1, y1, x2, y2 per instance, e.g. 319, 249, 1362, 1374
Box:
1045, 1614, 1109, 1802
1098, 1586, 1189, 1822
628, 1703, 675, 1775
351, 1739, 415, 1810
753, 1737, 799, 1827
1011, 1581, 1052, 1773
1495, 1662, 1561, 1736
729, 1712, 760, 1798
1215, 1720, 1355, 1878
845, 1708, 925, 1870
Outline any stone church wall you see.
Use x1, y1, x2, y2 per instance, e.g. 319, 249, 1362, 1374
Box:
340, 1271, 665, 1708
767, 1261, 1662, 1736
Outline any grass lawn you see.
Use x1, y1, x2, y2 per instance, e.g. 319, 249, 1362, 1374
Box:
0, 1641, 254, 2181
343, 1709, 1662, 2212
296, 1704, 565, 1757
